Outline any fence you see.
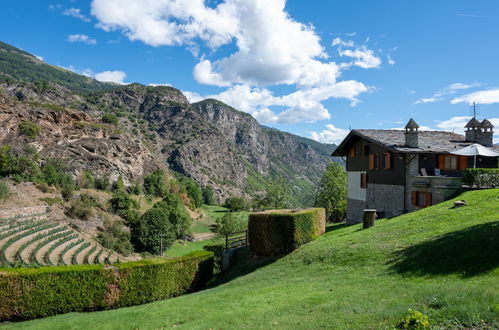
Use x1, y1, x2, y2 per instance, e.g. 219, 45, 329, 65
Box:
225, 229, 248, 250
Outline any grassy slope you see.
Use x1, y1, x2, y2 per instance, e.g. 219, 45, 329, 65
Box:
5, 189, 498, 329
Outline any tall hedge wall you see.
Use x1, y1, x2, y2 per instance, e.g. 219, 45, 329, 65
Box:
0, 251, 213, 321
248, 208, 326, 256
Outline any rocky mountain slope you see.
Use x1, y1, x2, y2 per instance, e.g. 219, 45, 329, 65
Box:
0, 41, 337, 206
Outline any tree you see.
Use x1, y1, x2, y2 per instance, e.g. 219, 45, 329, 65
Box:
185, 179, 203, 208
261, 177, 291, 210
130, 208, 176, 254
101, 113, 119, 125
202, 185, 215, 205
314, 162, 347, 222
153, 192, 192, 238
143, 170, 167, 197
224, 196, 249, 212
113, 176, 125, 192
215, 212, 247, 237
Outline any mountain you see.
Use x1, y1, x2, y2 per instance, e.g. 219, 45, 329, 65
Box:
0, 41, 116, 94
0, 41, 337, 206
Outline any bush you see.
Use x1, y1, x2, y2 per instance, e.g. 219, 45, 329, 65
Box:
202, 185, 215, 205
95, 176, 110, 191
154, 192, 192, 238
224, 196, 250, 211
0, 180, 9, 200
66, 194, 98, 220
78, 171, 95, 189
203, 241, 224, 273
186, 179, 203, 208
0, 251, 214, 321
463, 168, 499, 188
61, 183, 75, 201
248, 208, 326, 256
109, 191, 137, 214
113, 176, 125, 192
101, 113, 119, 125
96, 217, 133, 256
398, 309, 431, 329
131, 208, 176, 254
19, 121, 41, 139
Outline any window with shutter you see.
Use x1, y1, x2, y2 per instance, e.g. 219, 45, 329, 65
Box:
369, 154, 375, 170
458, 156, 467, 170
360, 173, 367, 188
383, 152, 391, 170
349, 147, 356, 158
412, 190, 431, 207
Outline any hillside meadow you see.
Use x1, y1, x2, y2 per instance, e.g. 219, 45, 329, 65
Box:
2, 189, 498, 329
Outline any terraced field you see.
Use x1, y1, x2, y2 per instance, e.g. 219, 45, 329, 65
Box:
0, 213, 121, 267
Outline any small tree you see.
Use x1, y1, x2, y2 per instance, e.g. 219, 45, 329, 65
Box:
215, 212, 247, 237
95, 176, 110, 191
113, 176, 125, 192
102, 113, 119, 125
131, 208, 176, 254
0, 180, 10, 200
261, 177, 291, 210
143, 170, 167, 197
314, 162, 347, 222
202, 185, 215, 205
186, 179, 203, 208
224, 196, 249, 211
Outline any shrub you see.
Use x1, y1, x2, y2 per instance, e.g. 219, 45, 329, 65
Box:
78, 171, 95, 189
224, 196, 250, 211
96, 217, 133, 256
154, 193, 192, 238
215, 212, 247, 237
61, 183, 75, 201
203, 241, 224, 273
248, 208, 326, 256
0, 251, 214, 321
95, 176, 110, 191
19, 121, 41, 139
66, 194, 98, 220
0, 180, 9, 200
398, 309, 431, 329
131, 208, 176, 254
113, 176, 125, 192
202, 185, 215, 205
186, 179, 203, 208
39, 197, 64, 206
101, 113, 119, 125
110, 191, 137, 214
463, 168, 499, 188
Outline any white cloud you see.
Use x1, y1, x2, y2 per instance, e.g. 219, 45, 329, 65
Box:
387, 54, 395, 65
148, 83, 172, 87
310, 124, 349, 144
451, 88, 499, 105
182, 90, 204, 103
67, 34, 97, 45
63, 8, 91, 22
94, 71, 127, 84
34, 55, 44, 61
91, 0, 379, 124
416, 82, 480, 104
332, 37, 354, 47
435, 116, 471, 133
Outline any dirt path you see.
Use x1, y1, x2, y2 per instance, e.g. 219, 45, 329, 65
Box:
192, 232, 215, 241
76, 244, 94, 265
86, 246, 100, 264
62, 240, 84, 265
48, 236, 78, 265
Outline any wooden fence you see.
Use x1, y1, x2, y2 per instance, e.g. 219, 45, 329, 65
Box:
225, 229, 248, 250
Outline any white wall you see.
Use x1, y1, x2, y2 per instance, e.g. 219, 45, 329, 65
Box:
347, 171, 366, 201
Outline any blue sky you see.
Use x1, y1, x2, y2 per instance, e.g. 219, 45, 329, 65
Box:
1, 0, 498, 144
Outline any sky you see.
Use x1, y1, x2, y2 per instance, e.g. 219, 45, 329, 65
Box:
1, 0, 498, 144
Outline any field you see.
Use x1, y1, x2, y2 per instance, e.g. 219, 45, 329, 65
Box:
3, 189, 498, 329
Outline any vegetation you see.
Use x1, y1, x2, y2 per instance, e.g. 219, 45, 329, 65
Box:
215, 212, 247, 237
96, 217, 133, 256
94, 176, 110, 191
314, 162, 347, 222
224, 196, 250, 211
101, 113, 119, 125
0, 251, 214, 321
259, 177, 292, 210
463, 168, 499, 188
248, 208, 326, 256
18, 121, 41, 139
10, 189, 498, 329
130, 208, 176, 254
202, 185, 215, 205
143, 170, 168, 197
185, 179, 203, 208
0, 180, 9, 200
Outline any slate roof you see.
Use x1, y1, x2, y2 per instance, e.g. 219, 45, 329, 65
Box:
404, 119, 419, 129
465, 117, 480, 128
332, 129, 499, 156
481, 119, 494, 128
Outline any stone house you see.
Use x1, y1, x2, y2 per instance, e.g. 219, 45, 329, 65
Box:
332, 118, 498, 223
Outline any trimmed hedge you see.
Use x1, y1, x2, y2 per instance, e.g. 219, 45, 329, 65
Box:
463, 168, 499, 188
0, 251, 214, 321
248, 208, 326, 256
203, 241, 225, 273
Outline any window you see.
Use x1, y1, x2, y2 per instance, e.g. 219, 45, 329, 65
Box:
438, 155, 467, 171
411, 191, 432, 207
360, 173, 367, 188
383, 152, 391, 170
444, 156, 458, 170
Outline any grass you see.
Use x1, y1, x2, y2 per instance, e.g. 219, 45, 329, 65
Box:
4, 189, 499, 329
165, 239, 218, 258
191, 205, 227, 234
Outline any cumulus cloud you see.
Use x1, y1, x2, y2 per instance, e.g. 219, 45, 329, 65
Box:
450, 88, 499, 105
91, 0, 380, 124
387, 54, 395, 65
34, 55, 44, 61
415, 82, 480, 104
63, 8, 91, 22
94, 71, 127, 84
310, 124, 350, 144
67, 34, 97, 45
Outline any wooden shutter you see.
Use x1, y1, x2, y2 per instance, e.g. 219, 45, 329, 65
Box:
349, 147, 356, 158
384, 152, 391, 170
425, 192, 432, 207
438, 155, 445, 169
360, 173, 367, 188
458, 156, 467, 170
363, 145, 369, 156
411, 191, 418, 206
369, 154, 375, 169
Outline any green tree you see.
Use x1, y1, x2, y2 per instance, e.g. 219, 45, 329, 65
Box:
101, 113, 119, 125
113, 176, 125, 192
202, 185, 215, 205
314, 162, 347, 222
215, 212, 247, 237
153, 192, 192, 238
143, 170, 167, 197
130, 208, 176, 254
186, 179, 203, 208
19, 121, 41, 139
262, 177, 291, 210
224, 196, 249, 211
95, 176, 110, 191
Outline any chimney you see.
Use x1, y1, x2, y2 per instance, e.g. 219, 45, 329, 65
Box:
465, 117, 480, 143
404, 118, 419, 148
478, 119, 494, 147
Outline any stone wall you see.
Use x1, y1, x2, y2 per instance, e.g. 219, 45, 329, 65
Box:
347, 198, 367, 224
0, 205, 49, 220
406, 175, 462, 213
366, 183, 405, 218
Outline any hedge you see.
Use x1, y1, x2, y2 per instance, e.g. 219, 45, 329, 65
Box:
0, 251, 213, 321
463, 168, 499, 188
248, 208, 326, 256
203, 241, 225, 273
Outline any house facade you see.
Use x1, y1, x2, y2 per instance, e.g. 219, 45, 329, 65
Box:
332, 118, 498, 223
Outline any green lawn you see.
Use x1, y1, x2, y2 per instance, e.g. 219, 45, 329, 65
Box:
165, 239, 219, 258
191, 205, 228, 234
5, 189, 499, 329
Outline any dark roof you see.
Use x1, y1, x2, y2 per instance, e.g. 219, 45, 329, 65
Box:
480, 119, 494, 128
404, 118, 419, 129
332, 129, 483, 156
465, 117, 480, 128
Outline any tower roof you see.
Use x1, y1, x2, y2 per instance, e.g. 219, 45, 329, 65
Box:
404, 118, 419, 129
480, 119, 494, 128
465, 117, 480, 128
